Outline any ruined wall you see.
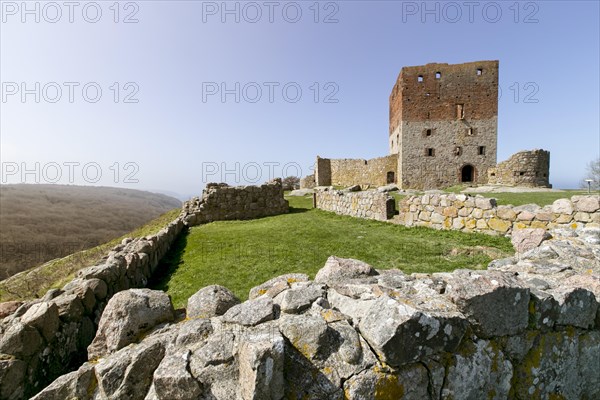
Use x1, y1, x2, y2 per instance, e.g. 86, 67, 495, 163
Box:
32, 228, 600, 400
389, 60, 499, 189
314, 155, 398, 188
300, 174, 316, 189
488, 149, 551, 187
0, 217, 185, 399
315, 189, 395, 221
397, 193, 599, 234
181, 179, 289, 225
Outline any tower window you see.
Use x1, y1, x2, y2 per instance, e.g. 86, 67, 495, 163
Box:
454, 146, 462, 156
467, 128, 475, 136
478, 146, 486, 155
425, 129, 432, 137
477, 68, 483, 76
456, 104, 465, 119
425, 148, 435, 157
435, 72, 441, 79
418, 75, 424, 83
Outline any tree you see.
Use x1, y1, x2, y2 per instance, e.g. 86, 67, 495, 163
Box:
282, 176, 300, 191
581, 157, 600, 191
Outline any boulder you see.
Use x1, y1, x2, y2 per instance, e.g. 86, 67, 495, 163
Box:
552, 198, 574, 214
187, 285, 240, 319
315, 256, 377, 286
276, 283, 326, 314
152, 351, 202, 400
279, 314, 328, 360
222, 297, 274, 326
358, 295, 466, 367
248, 273, 309, 300
574, 195, 600, 212
511, 228, 551, 254
238, 330, 285, 400
88, 289, 175, 359
444, 270, 530, 337
20, 302, 60, 342
95, 340, 165, 399
30, 363, 96, 400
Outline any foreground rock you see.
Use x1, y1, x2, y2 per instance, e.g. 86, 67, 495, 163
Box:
87, 289, 175, 360
30, 227, 600, 400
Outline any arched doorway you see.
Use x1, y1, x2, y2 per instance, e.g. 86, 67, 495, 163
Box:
461, 165, 474, 183
386, 171, 395, 184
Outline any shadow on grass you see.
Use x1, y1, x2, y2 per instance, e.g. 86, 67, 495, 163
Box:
148, 229, 189, 293
288, 206, 312, 214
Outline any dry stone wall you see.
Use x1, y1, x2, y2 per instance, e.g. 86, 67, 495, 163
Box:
0, 180, 290, 400
0, 216, 185, 399
31, 228, 600, 400
314, 155, 398, 188
315, 189, 395, 221
397, 193, 599, 235
181, 179, 289, 226
487, 149, 551, 187
300, 174, 316, 189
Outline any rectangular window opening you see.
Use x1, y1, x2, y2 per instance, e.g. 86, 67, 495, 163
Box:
477, 68, 483, 76
478, 146, 486, 155
425, 148, 435, 157
435, 72, 441, 79
456, 104, 465, 119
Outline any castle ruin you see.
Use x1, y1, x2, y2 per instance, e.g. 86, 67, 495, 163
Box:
307, 60, 551, 190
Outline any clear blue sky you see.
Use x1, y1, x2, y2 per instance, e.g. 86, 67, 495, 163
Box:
1, 1, 599, 198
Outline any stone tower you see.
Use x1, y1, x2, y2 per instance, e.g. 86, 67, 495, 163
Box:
389, 60, 499, 189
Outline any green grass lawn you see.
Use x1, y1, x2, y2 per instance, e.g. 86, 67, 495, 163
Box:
150, 195, 512, 307
444, 185, 594, 206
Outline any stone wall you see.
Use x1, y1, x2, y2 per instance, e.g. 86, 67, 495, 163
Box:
0, 180, 290, 400
181, 179, 289, 226
0, 216, 185, 399
315, 189, 395, 221
314, 155, 398, 188
488, 149, 551, 187
300, 174, 316, 189
397, 193, 599, 234
31, 228, 600, 400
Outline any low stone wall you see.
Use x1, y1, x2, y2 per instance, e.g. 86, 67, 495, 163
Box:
0, 217, 185, 399
315, 189, 395, 221
397, 193, 599, 234
31, 228, 600, 399
181, 179, 289, 226
0, 180, 290, 400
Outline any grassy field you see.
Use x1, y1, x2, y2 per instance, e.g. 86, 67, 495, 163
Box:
443, 185, 593, 206
0, 208, 181, 302
151, 195, 512, 307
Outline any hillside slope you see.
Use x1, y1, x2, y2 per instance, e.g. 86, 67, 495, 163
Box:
0, 184, 181, 280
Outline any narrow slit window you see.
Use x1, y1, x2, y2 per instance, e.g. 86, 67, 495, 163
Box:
435, 72, 441, 79
454, 146, 462, 156
426, 129, 432, 137
456, 104, 465, 119
425, 148, 435, 157
478, 146, 486, 155
477, 68, 483, 76
467, 128, 474, 136
418, 75, 424, 83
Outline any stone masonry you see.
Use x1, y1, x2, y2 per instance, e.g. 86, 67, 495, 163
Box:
315, 155, 398, 187
315, 189, 395, 221
31, 228, 600, 400
308, 60, 552, 190
397, 193, 599, 235
181, 179, 289, 226
487, 149, 551, 187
